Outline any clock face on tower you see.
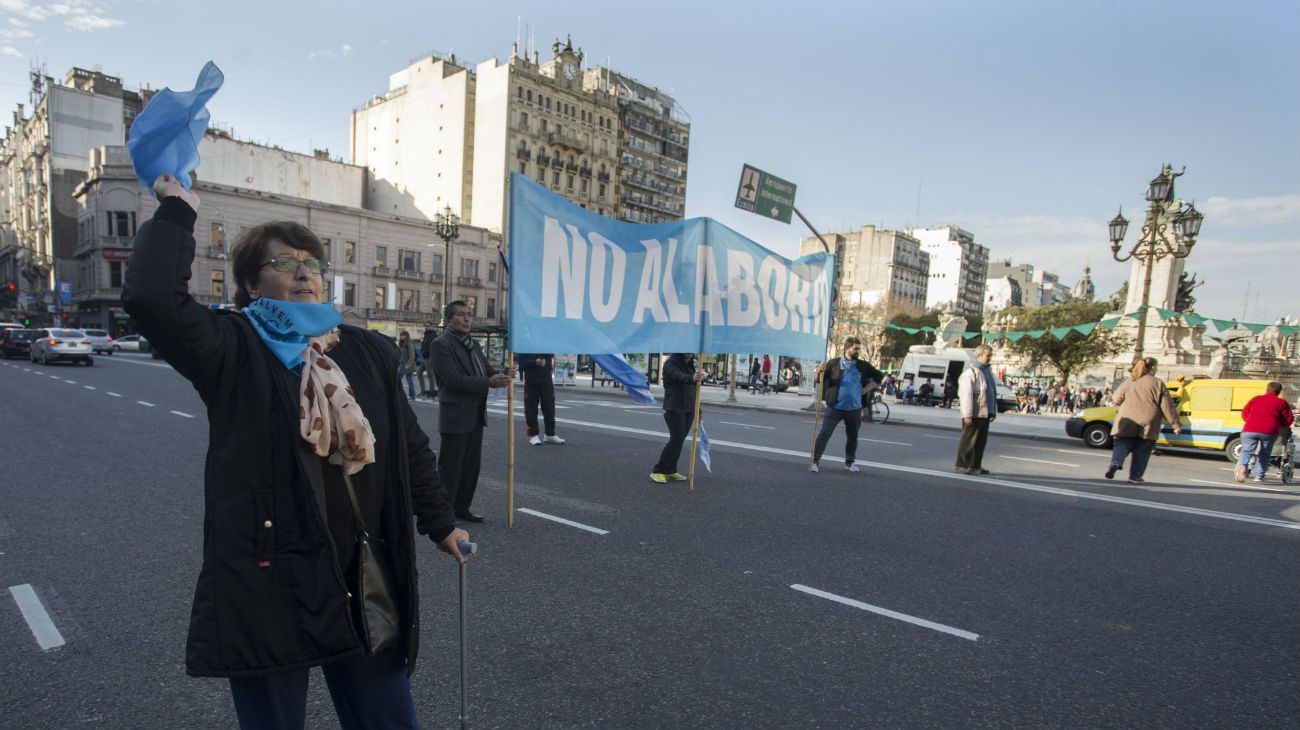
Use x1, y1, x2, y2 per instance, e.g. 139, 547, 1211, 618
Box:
562, 61, 577, 80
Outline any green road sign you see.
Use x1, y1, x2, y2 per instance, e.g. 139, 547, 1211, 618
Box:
735, 164, 796, 224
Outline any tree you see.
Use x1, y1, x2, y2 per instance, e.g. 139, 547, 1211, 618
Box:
1001, 300, 1129, 386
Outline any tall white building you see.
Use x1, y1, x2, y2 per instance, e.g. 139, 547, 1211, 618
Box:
910, 225, 987, 317
800, 225, 928, 309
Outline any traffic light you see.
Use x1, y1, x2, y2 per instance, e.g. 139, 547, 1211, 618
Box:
22, 316, 31, 326
61, 313, 69, 321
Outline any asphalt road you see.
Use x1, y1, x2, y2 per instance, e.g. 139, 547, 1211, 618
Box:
2, 353, 1298, 729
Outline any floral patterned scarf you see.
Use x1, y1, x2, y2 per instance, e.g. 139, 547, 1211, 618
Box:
298, 329, 376, 476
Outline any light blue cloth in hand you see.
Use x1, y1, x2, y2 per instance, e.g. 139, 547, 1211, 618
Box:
127, 61, 224, 191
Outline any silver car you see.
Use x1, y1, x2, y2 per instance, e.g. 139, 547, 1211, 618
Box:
110, 334, 147, 352
81, 328, 115, 355
29, 328, 93, 366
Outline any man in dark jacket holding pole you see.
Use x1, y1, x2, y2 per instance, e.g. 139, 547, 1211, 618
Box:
811, 337, 884, 473
431, 300, 515, 523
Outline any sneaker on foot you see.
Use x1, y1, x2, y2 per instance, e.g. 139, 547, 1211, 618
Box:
845, 463, 860, 472
1253, 474, 1264, 483
1234, 465, 1247, 483
1128, 477, 1145, 484
665, 472, 688, 481
973, 468, 990, 475
649, 473, 668, 484
809, 463, 820, 473
1105, 464, 1118, 480
542, 435, 566, 444
529, 434, 542, 446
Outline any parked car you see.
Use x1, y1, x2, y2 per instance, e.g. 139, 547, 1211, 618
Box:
81, 328, 115, 354
110, 334, 147, 352
1065, 378, 1270, 461
29, 327, 93, 366
0, 328, 38, 359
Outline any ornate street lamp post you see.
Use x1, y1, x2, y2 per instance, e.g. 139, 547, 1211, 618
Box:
1108, 164, 1204, 362
434, 205, 460, 324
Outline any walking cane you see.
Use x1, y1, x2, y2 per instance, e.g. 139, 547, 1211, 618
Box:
457, 540, 478, 730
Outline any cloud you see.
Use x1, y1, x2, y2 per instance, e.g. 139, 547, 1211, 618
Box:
0, 0, 125, 33
0, 25, 33, 38
1, 44, 21, 56
341, 43, 352, 56
307, 43, 354, 61
1200, 194, 1300, 227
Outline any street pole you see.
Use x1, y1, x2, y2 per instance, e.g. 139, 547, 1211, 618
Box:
727, 353, 737, 402
1108, 164, 1204, 366
793, 205, 837, 411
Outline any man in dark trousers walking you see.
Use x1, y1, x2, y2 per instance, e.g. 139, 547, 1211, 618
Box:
811, 337, 884, 473
517, 353, 566, 446
430, 301, 515, 523
420, 320, 439, 398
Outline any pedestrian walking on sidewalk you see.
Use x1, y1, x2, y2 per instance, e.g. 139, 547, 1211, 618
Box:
420, 320, 440, 398
1105, 357, 1182, 483
811, 337, 884, 473
651, 353, 702, 483
1235, 381, 1294, 483
517, 353, 565, 446
397, 330, 419, 399
954, 344, 997, 475
123, 174, 469, 729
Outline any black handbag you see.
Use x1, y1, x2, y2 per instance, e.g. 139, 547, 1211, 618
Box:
342, 473, 400, 655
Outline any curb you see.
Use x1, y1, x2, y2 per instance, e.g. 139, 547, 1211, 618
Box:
535, 383, 1082, 447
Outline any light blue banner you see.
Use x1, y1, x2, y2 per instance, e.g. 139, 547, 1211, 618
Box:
507, 174, 834, 359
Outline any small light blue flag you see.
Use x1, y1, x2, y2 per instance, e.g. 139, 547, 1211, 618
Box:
698, 423, 712, 473
590, 353, 655, 404
127, 61, 224, 191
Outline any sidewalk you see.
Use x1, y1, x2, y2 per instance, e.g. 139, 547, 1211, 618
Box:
535, 374, 1078, 446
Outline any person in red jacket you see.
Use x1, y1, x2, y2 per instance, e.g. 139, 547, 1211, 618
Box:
1236, 381, 1295, 483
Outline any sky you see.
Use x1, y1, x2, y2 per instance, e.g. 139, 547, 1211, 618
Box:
2, 0, 1297, 324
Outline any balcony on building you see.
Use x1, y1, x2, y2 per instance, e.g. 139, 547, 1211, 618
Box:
456, 275, 482, 287
372, 265, 393, 277
395, 267, 424, 281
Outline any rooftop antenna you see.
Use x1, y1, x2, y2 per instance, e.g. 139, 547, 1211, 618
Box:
516, 17, 521, 56
914, 182, 922, 230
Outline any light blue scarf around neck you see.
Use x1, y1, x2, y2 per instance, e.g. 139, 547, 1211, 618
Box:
242, 298, 344, 369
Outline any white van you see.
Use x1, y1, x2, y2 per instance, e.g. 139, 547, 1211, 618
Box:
897, 345, 1017, 412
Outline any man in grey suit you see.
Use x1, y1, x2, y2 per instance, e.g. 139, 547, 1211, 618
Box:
430, 300, 515, 523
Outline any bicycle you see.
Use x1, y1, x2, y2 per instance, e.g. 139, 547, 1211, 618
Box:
863, 391, 890, 425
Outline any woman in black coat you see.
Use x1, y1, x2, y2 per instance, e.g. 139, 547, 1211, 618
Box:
123, 174, 469, 729
650, 353, 703, 483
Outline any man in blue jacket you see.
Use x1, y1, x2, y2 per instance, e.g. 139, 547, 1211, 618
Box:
811, 337, 884, 473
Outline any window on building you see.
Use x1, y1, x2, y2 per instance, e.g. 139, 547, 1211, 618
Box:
599, 183, 606, 198
106, 211, 136, 237
210, 221, 225, 250
375, 245, 388, 268
211, 268, 225, 299
345, 240, 356, 264
374, 286, 386, 309
519, 161, 527, 174
344, 282, 356, 307
526, 89, 533, 103
486, 297, 496, 318
460, 258, 479, 280
517, 86, 523, 99
464, 295, 477, 316
430, 253, 443, 273
566, 174, 574, 191
321, 278, 331, 304
539, 119, 547, 133
399, 288, 418, 312
580, 179, 588, 194
109, 260, 124, 288
400, 249, 420, 271
488, 262, 497, 283
519, 111, 528, 127
552, 171, 560, 186
431, 291, 443, 316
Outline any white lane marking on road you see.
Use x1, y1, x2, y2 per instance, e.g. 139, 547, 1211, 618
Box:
103, 356, 173, 369
63, 379, 76, 384
48, 375, 60, 379
106, 391, 121, 397
137, 401, 155, 407
924, 434, 959, 440
1057, 449, 1107, 457
83, 385, 95, 390
516, 508, 609, 535
720, 421, 775, 430
790, 584, 979, 641
8, 584, 66, 651
624, 410, 661, 416
487, 409, 1300, 532
170, 410, 195, 418
860, 437, 912, 446
1000, 455, 1079, 468
1190, 478, 1295, 493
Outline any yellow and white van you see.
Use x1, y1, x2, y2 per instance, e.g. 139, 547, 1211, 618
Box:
1065, 378, 1271, 461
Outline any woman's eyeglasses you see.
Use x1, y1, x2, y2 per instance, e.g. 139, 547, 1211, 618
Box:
261, 255, 329, 274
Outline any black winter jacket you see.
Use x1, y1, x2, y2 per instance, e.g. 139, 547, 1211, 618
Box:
122, 198, 455, 678
820, 357, 885, 409
661, 355, 698, 412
